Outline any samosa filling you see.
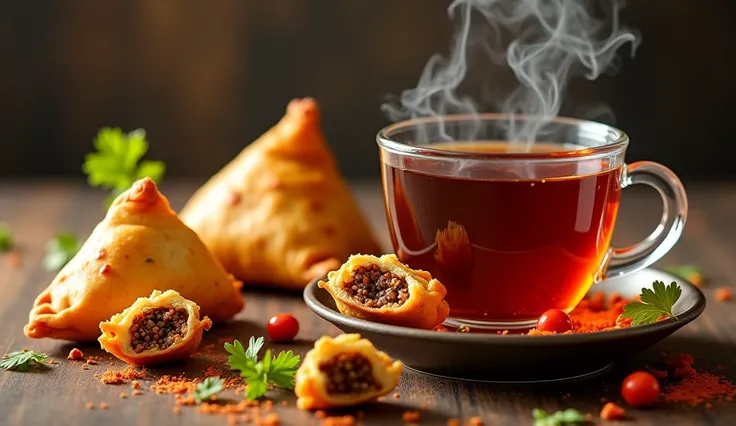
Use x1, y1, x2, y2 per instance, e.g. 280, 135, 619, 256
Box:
318, 352, 381, 395
129, 307, 189, 353
346, 264, 409, 308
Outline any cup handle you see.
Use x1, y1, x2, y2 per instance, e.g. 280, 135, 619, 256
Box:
601, 161, 688, 280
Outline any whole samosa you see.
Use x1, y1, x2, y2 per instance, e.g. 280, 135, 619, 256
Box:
179, 98, 381, 289
25, 178, 244, 341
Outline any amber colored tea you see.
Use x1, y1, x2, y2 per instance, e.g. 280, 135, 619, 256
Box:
382, 142, 622, 324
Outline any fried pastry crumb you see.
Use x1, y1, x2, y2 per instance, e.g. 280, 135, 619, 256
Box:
68, 348, 84, 360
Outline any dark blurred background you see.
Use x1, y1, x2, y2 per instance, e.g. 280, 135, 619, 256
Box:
1, 0, 734, 182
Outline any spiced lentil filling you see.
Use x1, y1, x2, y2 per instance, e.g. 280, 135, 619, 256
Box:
318, 352, 381, 395
346, 264, 409, 308
129, 307, 189, 353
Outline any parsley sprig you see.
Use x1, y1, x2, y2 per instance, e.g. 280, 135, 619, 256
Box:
194, 376, 224, 403
621, 280, 682, 326
665, 264, 704, 286
225, 336, 301, 400
82, 127, 166, 208
43, 232, 80, 271
0, 350, 48, 372
532, 408, 586, 426
0, 224, 12, 251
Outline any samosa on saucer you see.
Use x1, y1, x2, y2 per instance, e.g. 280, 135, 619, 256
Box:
24, 178, 244, 342
179, 98, 381, 290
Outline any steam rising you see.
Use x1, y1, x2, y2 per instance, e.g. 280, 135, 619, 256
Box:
381, 0, 640, 144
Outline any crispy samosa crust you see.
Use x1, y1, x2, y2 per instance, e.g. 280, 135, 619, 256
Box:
295, 333, 402, 410
179, 98, 380, 289
24, 178, 243, 342
319, 254, 450, 330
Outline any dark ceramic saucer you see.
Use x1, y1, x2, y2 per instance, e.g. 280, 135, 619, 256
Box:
303, 268, 705, 384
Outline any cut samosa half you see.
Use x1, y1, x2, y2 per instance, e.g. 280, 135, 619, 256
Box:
24, 178, 244, 342
179, 97, 381, 290
99, 289, 212, 366
295, 333, 402, 410
318, 254, 450, 330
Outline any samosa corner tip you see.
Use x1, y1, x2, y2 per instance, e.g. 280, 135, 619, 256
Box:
286, 97, 320, 124
110, 177, 172, 213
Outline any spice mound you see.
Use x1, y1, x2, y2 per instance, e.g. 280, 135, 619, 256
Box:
318, 254, 450, 330
522, 292, 632, 335
295, 333, 402, 410
660, 353, 736, 406
99, 289, 212, 366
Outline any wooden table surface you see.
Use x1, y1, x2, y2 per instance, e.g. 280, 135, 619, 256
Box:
1, 180, 735, 426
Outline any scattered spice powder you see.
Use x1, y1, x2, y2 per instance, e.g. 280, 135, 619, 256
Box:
132, 390, 143, 396
131, 380, 141, 389
260, 413, 280, 425
82, 365, 90, 370
393, 392, 401, 399
68, 348, 84, 360
320, 415, 356, 426
600, 402, 625, 420
86, 359, 97, 365
100, 402, 109, 410
85, 402, 94, 410
119, 392, 127, 399
99, 366, 148, 384
661, 353, 736, 405
7, 251, 20, 267
715, 287, 733, 302
463, 293, 635, 335
172, 406, 181, 415
467, 416, 484, 426
447, 419, 461, 426
48, 359, 57, 365
402, 410, 421, 423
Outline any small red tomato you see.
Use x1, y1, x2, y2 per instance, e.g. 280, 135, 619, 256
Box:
536, 309, 574, 333
266, 313, 299, 342
621, 371, 660, 407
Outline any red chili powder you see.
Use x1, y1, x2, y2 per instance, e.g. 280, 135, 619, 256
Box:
661, 353, 736, 406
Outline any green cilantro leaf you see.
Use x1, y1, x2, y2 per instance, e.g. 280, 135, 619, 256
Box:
245, 336, 264, 362
267, 350, 301, 389
533, 408, 587, 426
225, 336, 301, 400
664, 264, 704, 286
621, 280, 682, 326
664, 264, 701, 278
82, 127, 166, 208
224, 340, 256, 377
43, 232, 80, 271
194, 376, 224, 403
0, 224, 12, 251
0, 350, 48, 372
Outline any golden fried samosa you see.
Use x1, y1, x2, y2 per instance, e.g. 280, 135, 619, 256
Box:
24, 178, 244, 342
295, 333, 402, 410
179, 97, 381, 289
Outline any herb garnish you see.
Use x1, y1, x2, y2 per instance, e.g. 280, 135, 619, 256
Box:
620, 280, 682, 326
0, 350, 48, 371
82, 127, 166, 208
194, 376, 225, 403
664, 264, 703, 286
43, 232, 80, 271
0, 224, 12, 251
225, 336, 301, 400
532, 408, 587, 426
